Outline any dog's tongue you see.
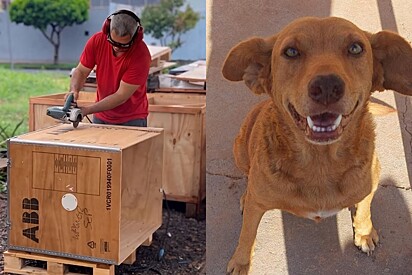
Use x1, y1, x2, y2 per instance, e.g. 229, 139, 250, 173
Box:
310, 113, 339, 126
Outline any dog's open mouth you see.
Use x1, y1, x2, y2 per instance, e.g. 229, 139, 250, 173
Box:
288, 102, 358, 144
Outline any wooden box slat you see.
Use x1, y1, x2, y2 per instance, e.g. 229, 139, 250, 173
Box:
7, 124, 164, 264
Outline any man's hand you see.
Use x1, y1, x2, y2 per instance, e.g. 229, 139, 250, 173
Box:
80, 105, 92, 117
64, 91, 79, 103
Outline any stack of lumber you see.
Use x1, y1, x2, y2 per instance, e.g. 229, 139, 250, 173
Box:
158, 60, 206, 91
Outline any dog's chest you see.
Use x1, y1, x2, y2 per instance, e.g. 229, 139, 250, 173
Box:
305, 209, 342, 221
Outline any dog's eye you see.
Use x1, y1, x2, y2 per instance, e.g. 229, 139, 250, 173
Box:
284, 47, 300, 58
348, 43, 363, 55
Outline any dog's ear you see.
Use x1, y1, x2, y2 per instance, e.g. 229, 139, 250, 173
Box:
222, 36, 276, 95
369, 31, 412, 96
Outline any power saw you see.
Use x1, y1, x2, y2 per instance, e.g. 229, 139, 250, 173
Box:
46, 93, 83, 128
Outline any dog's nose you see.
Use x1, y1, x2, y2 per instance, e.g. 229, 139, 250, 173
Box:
308, 74, 345, 105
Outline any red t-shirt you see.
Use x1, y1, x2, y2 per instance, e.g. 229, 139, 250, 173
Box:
79, 30, 151, 124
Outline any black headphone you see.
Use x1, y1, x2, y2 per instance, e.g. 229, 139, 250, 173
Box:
102, 9, 141, 37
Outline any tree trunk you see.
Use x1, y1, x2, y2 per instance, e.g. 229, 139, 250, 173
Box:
53, 31, 61, 65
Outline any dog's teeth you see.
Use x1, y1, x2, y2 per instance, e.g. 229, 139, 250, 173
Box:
333, 114, 342, 127
308, 114, 342, 133
307, 116, 314, 129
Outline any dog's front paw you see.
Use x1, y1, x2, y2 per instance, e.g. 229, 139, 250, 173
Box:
227, 256, 251, 275
354, 227, 379, 255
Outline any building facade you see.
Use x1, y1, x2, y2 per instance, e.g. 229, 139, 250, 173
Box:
0, 0, 205, 64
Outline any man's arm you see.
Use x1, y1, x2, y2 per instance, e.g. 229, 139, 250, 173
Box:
80, 80, 139, 116
70, 63, 93, 101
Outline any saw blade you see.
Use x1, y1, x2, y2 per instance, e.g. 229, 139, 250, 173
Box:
73, 117, 81, 128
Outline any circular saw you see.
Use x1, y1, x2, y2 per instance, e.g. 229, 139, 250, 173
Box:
46, 93, 83, 128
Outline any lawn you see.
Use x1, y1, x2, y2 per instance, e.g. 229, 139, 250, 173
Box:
0, 67, 70, 136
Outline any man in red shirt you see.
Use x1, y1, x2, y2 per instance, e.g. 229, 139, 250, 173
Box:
69, 10, 151, 126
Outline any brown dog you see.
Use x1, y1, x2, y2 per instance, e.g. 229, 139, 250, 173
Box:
222, 16, 412, 274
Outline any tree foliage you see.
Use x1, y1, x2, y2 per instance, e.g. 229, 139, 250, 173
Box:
9, 0, 89, 64
141, 0, 200, 52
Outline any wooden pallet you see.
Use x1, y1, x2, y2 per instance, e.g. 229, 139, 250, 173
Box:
3, 234, 153, 274
3, 250, 115, 275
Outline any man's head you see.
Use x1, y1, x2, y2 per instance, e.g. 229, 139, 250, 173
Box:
106, 10, 140, 51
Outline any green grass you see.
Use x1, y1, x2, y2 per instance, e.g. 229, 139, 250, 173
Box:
0, 67, 70, 135
0, 63, 78, 70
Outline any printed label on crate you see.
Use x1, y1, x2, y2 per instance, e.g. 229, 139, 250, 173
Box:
106, 158, 112, 211
100, 239, 111, 253
32, 152, 101, 195
21, 197, 40, 243
87, 240, 97, 249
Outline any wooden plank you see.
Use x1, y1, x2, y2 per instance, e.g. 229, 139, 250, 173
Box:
185, 203, 198, 218
149, 61, 177, 75
150, 92, 206, 105
122, 250, 136, 265
142, 235, 153, 246
154, 88, 206, 93
169, 66, 206, 82
149, 104, 205, 114
169, 60, 206, 74
48, 262, 68, 274
149, 92, 206, 114
29, 92, 95, 105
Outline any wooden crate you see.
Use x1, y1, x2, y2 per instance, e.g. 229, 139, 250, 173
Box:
29, 91, 95, 131
147, 92, 206, 217
28, 91, 206, 217
148, 45, 172, 68
7, 124, 164, 265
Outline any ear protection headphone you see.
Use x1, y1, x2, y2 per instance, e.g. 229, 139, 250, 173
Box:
102, 9, 141, 37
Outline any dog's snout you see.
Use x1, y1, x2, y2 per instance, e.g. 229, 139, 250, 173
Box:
308, 75, 345, 105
